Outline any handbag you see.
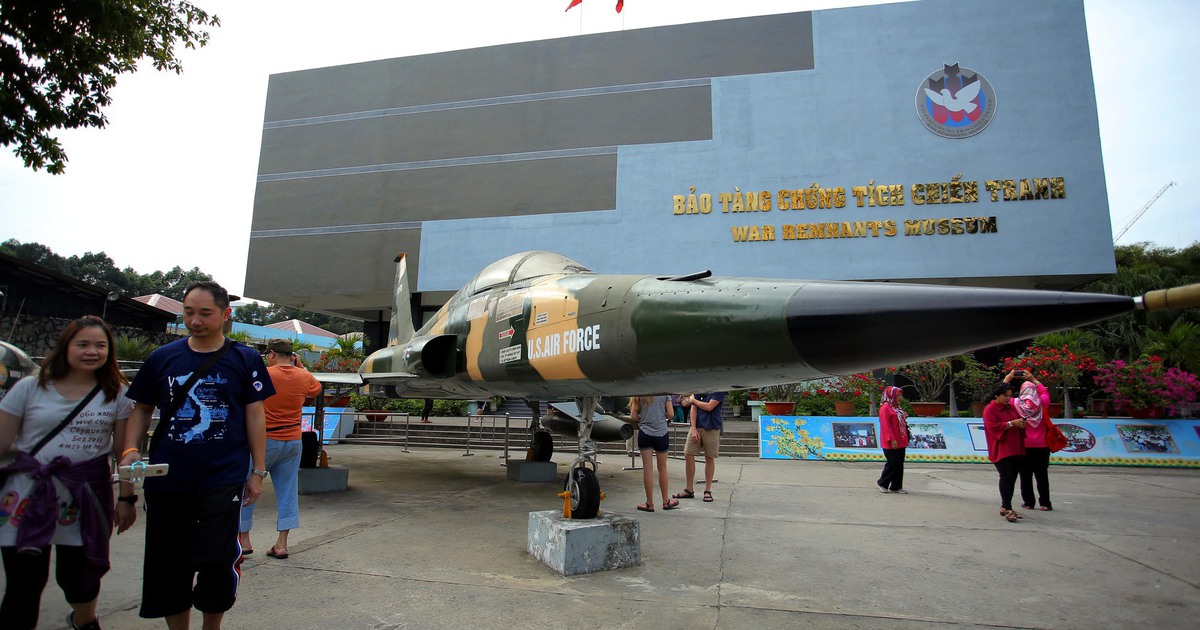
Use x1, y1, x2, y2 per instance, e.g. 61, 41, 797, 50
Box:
1044, 417, 1068, 453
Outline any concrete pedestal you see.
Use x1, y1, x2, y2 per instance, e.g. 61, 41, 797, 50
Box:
506, 460, 558, 482
297, 465, 349, 494
527, 510, 641, 576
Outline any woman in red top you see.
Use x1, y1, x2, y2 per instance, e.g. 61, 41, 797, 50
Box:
982, 381, 1027, 523
876, 385, 909, 494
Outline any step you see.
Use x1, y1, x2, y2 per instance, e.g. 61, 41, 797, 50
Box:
343, 419, 761, 457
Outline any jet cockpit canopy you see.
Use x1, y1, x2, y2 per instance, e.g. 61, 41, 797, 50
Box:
463, 251, 594, 296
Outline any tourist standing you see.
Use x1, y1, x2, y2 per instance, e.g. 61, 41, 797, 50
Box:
119, 281, 275, 629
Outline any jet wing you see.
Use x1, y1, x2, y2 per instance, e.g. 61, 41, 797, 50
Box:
309, 372, 365, 385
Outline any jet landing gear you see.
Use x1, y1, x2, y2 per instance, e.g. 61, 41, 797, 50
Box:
562, 396, 603, 519
527, 399, 555, 462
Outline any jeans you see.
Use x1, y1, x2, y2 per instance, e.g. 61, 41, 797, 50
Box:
240, 439, 302, 532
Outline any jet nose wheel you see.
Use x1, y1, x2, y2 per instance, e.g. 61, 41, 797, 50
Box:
564, 466, 600, 519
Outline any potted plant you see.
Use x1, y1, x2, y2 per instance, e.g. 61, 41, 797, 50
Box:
1093, 355, 1200, 418
726, 389, 748, 416
890, 358, 952, 416
488, 395, 506, 411
349, 392, 390, 422
759, 383, 799, 415
825, 373, 878, 416
314, 354, 365, 407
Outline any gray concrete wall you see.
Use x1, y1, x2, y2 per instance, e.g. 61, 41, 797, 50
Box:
249, 0, 1110, 321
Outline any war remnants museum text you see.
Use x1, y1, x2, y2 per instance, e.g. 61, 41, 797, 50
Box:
672, 175, 1067, 242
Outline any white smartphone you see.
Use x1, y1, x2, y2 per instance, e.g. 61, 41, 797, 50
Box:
112, 463, 170, 481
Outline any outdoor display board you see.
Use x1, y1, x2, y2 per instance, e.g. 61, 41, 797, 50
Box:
759, 416, 1200, 468
301, 407, 350, 444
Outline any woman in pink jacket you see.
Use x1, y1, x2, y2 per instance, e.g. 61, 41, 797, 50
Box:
876, 386, 909, 494
1012, 374, 1053, 510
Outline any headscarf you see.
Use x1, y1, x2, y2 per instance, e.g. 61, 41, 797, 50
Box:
882, 385, 908, 424
1014, 381, 1043, 427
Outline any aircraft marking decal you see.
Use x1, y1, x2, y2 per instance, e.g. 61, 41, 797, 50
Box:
498, 345, 522, 364
495, 291, 525, 322
524, 283, 587, 380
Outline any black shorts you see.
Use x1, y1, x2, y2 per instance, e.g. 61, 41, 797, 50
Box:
637, 430, 669, 453
140, 483, 245, 618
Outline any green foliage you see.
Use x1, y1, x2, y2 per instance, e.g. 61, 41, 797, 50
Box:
954, 353, 1000, 403
890, 357, 952, 402
348, 393, 463, 416
758, 383, 799, 401
1143, 320, 1200, 373
725, 389, 748, 407
225, 330, 252, 343
113, 334, 156, 361
0, 0, 220, 173
1, 238, 212, 298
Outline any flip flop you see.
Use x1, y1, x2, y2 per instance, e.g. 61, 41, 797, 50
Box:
636, 502, 654, 512
662, 497, 680, 510
266, 548, 289, 559
242, 549, 253, 556
703, 490, 713, 502
672, 489, 695, 500
1039, 506, 1053, 511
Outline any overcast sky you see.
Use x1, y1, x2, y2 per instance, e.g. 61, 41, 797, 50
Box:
1, 0, 1196, 297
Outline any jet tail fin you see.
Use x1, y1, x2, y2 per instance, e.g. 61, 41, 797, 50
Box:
388, 253, 416, 346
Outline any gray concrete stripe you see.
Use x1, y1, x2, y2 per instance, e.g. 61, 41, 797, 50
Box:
263, 78, 711, 129
250, 221, 421, 239
256, 146, 617, 183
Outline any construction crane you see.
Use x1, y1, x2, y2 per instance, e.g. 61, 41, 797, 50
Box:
1113, 181, 1177, 244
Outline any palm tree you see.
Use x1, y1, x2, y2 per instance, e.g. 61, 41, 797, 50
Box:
1144, 320, 1200, 373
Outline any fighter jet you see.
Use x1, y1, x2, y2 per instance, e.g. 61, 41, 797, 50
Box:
321, 251, 1199, 518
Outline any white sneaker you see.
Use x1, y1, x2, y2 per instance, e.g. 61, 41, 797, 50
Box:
892, 489, 909, 494
877, 484, 890, 493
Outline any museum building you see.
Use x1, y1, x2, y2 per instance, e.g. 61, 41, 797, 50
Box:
246, 0, 1112, 351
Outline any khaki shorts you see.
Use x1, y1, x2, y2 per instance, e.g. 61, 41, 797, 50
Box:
683, 428, 720, 459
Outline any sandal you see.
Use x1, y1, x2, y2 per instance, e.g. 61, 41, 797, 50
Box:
266, 547, 289, 559
673, 489, 695, 500
703, 490, 713, 502
1000, 508, 1021, 522
1039, 506, 1053, 511
636, 502, 654, 512
662, 497, 680, 510
1020, 504, 1034, 510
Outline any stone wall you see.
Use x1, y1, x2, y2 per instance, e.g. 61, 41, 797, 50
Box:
0, 314, 183, 358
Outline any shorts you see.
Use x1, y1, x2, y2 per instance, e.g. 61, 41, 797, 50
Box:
683, 428, 720, 459
140, 482, 245, 618
637, 430, 669, 453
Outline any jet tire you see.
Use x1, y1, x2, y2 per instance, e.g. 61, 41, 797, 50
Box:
565, 466, 600, 519
530, 431, 554, 462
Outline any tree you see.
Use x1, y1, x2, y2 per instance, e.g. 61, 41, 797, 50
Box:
0, 0, 220, 173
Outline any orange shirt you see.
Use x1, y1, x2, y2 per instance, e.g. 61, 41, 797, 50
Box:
263, 365, 322, 441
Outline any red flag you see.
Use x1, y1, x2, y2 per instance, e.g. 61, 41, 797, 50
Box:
616, 0, 624, 12
565, 0, 582, 10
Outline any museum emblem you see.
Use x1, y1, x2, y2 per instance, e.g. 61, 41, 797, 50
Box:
916, 63, 996, 139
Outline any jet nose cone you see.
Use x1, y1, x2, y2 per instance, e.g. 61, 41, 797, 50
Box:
786, 282, 1133, 375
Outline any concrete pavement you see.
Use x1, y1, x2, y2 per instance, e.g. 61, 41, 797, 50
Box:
9, 445, 1200, 629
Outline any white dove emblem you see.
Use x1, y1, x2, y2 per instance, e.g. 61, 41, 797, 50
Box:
924, 81, 981, 113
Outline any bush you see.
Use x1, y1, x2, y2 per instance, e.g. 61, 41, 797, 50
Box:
347, 393, 464, 416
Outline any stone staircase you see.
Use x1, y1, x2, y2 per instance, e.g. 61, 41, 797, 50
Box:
339, 414, 761, 457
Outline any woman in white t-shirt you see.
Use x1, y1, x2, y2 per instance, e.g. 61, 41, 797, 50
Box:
0, 316, 135, 630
